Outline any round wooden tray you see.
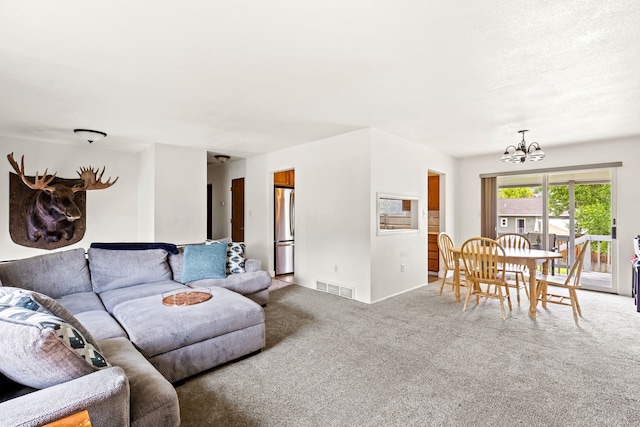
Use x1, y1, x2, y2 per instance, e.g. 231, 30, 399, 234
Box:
162, 288, 212, 306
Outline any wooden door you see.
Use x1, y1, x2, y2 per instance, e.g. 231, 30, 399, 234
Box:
428, 175, 439, 210
231, 178, 245, 242
207, 184, 213, 240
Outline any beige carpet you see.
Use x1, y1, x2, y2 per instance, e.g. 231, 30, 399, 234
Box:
268, 278, 292, 291
176, 283, 640, 426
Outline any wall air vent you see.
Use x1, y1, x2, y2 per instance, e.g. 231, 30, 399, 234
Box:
327, 283, 340, 295
316, 280, 355, 300
339, 286, 354, 299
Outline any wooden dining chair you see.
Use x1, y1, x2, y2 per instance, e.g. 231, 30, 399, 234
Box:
496, 233, 531, 303
436, 232, 465, 295
460, 237, 512, 320
535, 242, 589, 325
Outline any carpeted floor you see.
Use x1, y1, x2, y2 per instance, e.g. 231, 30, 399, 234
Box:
176, 283, 640, 426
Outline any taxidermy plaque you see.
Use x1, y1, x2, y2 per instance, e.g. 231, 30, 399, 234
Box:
7, 153, 118, 250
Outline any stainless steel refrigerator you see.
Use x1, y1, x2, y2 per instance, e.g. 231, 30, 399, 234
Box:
275, 187, 294, 275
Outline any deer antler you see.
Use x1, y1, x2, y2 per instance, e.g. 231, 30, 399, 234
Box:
6, 152, 57, 191
73, 166, 119, 192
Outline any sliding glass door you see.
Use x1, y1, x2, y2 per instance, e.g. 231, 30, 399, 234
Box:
497, 168, 614, 291
548, 171, 612, 290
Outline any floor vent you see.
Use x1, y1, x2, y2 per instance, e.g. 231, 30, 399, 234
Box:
339, 286, 354, 299
316, 280, 355, 300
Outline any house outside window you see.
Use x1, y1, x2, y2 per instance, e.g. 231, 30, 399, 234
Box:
516, 218, 525, 234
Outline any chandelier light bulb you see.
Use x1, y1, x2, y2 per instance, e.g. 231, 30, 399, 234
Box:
500, 130, 545, 163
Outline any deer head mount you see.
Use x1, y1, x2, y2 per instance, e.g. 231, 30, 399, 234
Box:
6, 153, 118, 246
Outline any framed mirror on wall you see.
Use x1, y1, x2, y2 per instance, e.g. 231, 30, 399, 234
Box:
377, 193, 419, 235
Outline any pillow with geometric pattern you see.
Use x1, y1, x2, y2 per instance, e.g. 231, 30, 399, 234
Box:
226, 242, 246, 275
0, 287, 102, 353
0, 305, 110, 389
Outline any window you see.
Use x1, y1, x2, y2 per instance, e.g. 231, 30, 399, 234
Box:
500, 218, 508, 228
516, 218, 525, 234
377, 193, 419, 234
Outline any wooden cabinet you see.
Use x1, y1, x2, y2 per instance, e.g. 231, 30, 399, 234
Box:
274, 170, 295, 187
428, 234, 439, 272
428, 175, 439, 210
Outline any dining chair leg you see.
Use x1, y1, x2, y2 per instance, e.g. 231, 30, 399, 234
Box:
519, 271, 530, 299
569, 291, 580, 325
439, 268, 448, 295
514, 273, 521, 304
504, 285, 512, 312
497, 287, 507, 320
570, 288, 582, 318
463, 283, 474, 312
538, 282, 548, 308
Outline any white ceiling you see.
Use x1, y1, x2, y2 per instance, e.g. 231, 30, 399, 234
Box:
1, 1, 639, 161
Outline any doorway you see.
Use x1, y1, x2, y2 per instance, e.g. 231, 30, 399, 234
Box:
428, 171, 442, 277
207, 184, 213, 240
231, 178, 245, 242
274, 169, 295, 277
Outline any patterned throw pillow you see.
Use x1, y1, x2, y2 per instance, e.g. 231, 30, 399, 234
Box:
226, 242, 246, 274
0, 305, 110, 389
0, 290, 45, 311
181, 243, 228, 283
0, 287, 101, 352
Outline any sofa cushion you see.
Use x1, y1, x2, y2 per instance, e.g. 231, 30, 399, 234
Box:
0, 287, 102, 353
181, 243, 227, 283
189, 270, 272, 296
88, 248, 172, 293
0, 305, 110, 389
76, 310, 129, 341
111, 287, 264, 359
167, 247, 184, 281
99, 337, 180, 426
0, 248, 91, 299
98, 280, 183, 313
55, 292, 106, 315
226, 242, 246, 274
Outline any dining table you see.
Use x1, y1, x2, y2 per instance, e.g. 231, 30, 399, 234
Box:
450, 246, 563, 319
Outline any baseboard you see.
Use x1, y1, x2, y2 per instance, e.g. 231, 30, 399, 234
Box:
369, 282, 428, 304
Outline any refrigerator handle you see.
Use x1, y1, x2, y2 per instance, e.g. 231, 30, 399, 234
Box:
289, 191, 295, 237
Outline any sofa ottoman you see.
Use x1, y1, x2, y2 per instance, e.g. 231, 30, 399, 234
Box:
110, 287, 265, 383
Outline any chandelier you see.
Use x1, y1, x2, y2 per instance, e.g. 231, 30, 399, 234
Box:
500, 130, 545, 163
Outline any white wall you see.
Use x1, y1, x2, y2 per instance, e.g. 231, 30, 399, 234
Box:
1, 137, 138, 260
152, 144, 207, 244
138, 145, 155, 241
208, 159, 246, 240
243, 127, 457, 303
369, 130, 429, 301
456, 136, 640, 296
246, 128, 373, 301
244, 155, 271, 269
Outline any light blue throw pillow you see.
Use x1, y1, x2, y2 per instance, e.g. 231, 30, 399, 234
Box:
181, 243, 228, 283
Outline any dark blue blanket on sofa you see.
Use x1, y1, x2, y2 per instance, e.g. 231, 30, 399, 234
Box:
89, 242, 179, 255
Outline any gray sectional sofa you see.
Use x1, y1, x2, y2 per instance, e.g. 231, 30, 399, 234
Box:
0, 243, 271, 427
